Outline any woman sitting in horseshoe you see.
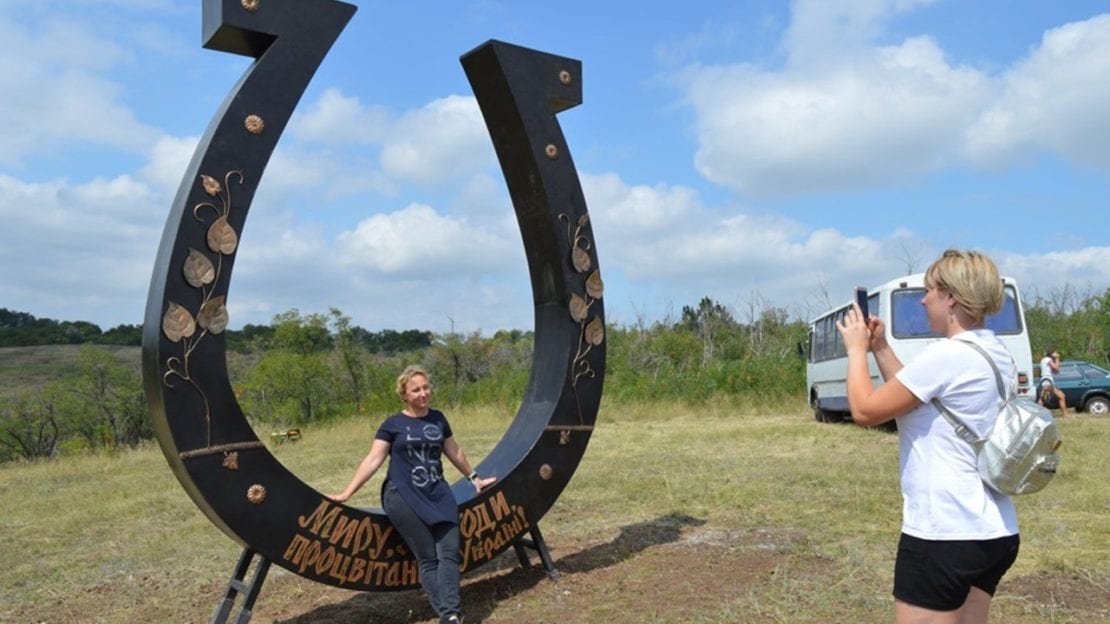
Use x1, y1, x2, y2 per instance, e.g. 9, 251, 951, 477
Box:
330, 365, 497, 624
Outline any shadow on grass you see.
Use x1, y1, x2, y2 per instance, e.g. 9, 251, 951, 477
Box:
276, 512, 705, 624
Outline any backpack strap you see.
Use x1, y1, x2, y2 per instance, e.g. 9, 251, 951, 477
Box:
929, 338, 1008, 447
953, 338, 1007, 400
931, 397, 984, 447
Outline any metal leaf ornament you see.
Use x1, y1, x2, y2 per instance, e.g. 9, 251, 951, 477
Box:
585, 317, 605, 346
183, 248, 217, 288
198, 296, 230, 334
569, 292, 588, 323
207, 217, 239, 255
201, 174, 222, 196
586, 270, 603, 299
162, 302, 197, 343
572, 247, 591, 273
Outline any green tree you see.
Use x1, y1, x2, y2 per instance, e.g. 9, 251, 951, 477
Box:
329, 308, 368, 414
1026, 287, 1110, 367
422, 328, 533, 407
98, 324, 142, 346
427, 331, 471, 407
0, 308, 66, 346
0, 389, 62, 461
62, 321, 102, 344
238, 310, 335, 423
680, 296, 736, 364
223, 323, 276, 352
271, 309, 333, 353
71, 345, 148, 447
357, 328, 433, 354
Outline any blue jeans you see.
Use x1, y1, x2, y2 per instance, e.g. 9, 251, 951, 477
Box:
383, 484, 462, 620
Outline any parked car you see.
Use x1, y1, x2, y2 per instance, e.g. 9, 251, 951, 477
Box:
1036, 360, 1110, 415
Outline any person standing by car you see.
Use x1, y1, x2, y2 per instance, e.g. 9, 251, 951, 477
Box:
837, 249, 1020, 623
1037, 349, 1069, 416
329, 365, 497, 624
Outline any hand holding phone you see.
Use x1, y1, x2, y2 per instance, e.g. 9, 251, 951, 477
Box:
855, 287, 869, 321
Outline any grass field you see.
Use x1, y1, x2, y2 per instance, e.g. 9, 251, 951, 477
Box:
1, 399, 1107, 623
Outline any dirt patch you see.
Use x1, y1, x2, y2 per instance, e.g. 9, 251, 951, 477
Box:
1003, 569, 1110, 615
264, 515, 830, 624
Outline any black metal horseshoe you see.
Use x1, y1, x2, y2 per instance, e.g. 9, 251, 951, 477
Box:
141, 0, 605, 591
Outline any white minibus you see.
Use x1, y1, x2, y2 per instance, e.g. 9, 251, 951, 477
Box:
805, 273, 1034, 423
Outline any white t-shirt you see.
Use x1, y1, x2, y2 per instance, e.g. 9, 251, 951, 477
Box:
893, 329, 1019, 540
1040, 356, 1055, 383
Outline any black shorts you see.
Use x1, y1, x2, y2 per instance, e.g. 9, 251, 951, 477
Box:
893, 533, 1020, 611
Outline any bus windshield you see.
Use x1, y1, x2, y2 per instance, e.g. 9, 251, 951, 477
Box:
890, 286, 1023, 338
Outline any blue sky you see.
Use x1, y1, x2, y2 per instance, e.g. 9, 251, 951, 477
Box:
2, 0, 1110, 334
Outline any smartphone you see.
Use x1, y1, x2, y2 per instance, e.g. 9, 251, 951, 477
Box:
855, 287, 869, 321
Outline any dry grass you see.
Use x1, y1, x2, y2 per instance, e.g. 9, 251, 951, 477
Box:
1, 400, 1107, 623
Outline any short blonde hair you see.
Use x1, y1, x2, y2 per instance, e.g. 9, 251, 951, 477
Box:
395, 365, 430, 400
924, 249, 1004, 325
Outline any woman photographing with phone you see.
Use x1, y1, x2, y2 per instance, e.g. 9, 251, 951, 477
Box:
837, 249, 1020, 623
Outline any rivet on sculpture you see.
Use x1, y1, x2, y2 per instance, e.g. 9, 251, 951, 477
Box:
142, 0, 605, 592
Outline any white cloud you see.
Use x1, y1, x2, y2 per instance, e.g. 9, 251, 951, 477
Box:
680, 5, 1110, 196
583, 172, 700, 236
279, 90, 492, 199
997, 247, 1110, 299
579, 171, 915, 320
682, 35, 992, 196
0, 15, 160, 166
334, 202, 515, 276
138, 135, 200, 196
224, 201, 531, 332
784, 0, 939, 66
379, 95, 494, 186
291, 87, 392, 145
0, 173, 163, 324
966, 14, 1110, 170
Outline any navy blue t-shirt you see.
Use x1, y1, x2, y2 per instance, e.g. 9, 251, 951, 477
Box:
375, 409, 458, 525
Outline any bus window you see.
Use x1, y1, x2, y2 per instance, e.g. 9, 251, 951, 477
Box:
891, 286, 1023, 339
984, 289, 1023, 335
815, 318, 826, 361
891, 289, 935, 338
834, 309, 847, 358
821, 316, 834, 360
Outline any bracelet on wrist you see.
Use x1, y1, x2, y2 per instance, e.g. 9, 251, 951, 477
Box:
467, 471, 479, 482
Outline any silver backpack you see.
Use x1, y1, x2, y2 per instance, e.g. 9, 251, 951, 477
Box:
931, 339, 1062, 496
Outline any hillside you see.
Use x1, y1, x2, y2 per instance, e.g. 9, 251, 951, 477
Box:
0, 344, 142, 398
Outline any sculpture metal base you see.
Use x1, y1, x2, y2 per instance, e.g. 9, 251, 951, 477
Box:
210, 548, 271, 624
511, 524, 560, 580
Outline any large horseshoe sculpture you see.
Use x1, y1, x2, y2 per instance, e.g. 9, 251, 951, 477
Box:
142, 0, 605, 591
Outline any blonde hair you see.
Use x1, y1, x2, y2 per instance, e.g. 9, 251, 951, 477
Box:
924, 249, 1004, 325
395, 365, 430, 400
